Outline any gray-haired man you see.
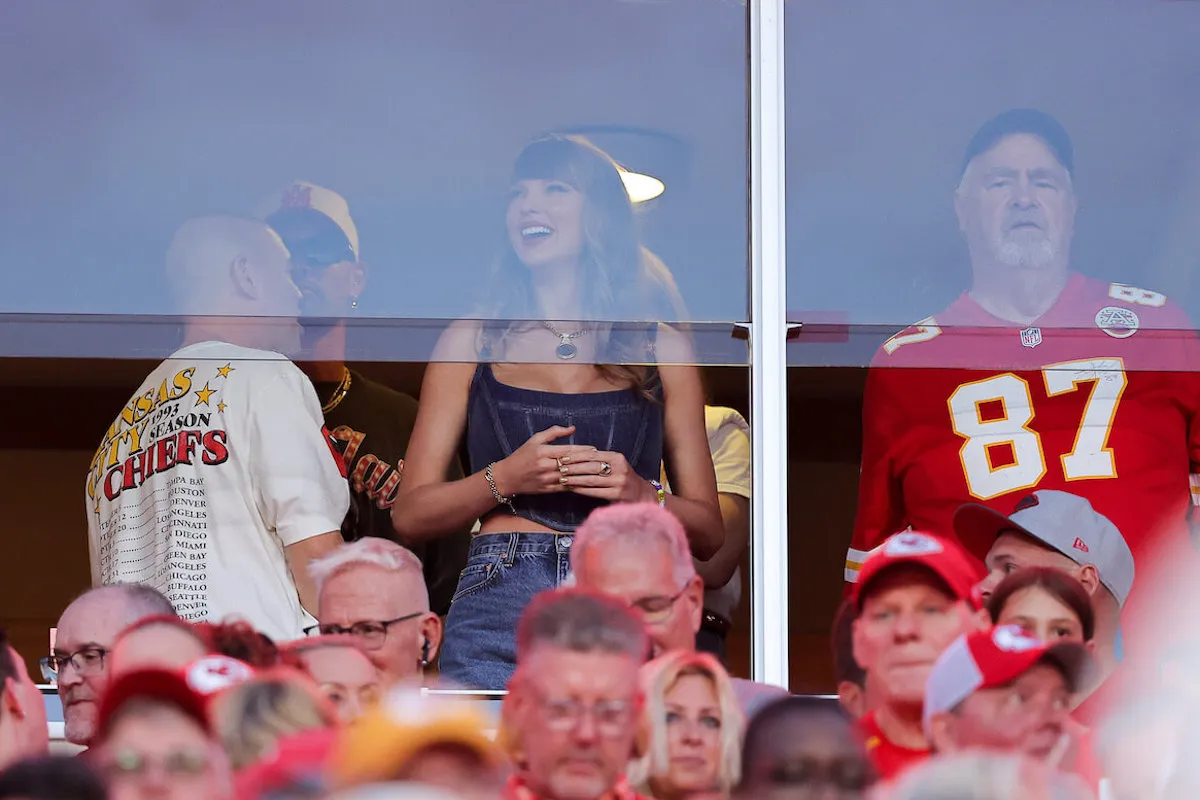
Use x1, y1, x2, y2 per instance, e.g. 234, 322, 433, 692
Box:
569, 502, 787, 716
502, 588, 650, 800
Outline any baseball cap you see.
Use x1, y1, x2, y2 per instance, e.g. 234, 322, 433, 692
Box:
923, 625, 1092, 736
96, 667, 211, 740
185, 654, 256, 697
258, 181, 360, 261
853, 531, 984, 610
954, 490, 1135, 607
960, 108, 1074, 178
328, 686, 500, 788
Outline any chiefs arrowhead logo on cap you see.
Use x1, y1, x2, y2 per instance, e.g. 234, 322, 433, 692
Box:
884, 532, 943, 557
1073, 537, 1090, 553
1013, 494, 1040, 512
992, 624, 1041, 653
186, 655, 254, 696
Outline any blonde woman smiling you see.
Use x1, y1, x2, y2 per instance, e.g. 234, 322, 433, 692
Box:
630, 651, 743, 800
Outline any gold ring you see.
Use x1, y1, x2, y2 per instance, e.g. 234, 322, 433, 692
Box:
555, 457, 564, 469
599, 461, 612, 476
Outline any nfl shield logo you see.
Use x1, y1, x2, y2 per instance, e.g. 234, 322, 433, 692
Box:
1019, 327, 1042, 348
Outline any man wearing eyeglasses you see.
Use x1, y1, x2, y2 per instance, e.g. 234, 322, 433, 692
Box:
258, 182, 471, 618
309, 538, 442, 688
48, 584, 176, 747
502, 589, 650, 800
569, 503, 787, 715
91, 667, 233, 800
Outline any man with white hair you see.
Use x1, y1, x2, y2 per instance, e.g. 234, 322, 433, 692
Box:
311, 538, 442, 687
85, 216, 349, 642
569, 503, 786, 715
847, 109, 1200, 670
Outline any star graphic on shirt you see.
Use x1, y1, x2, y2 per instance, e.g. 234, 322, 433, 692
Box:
194, 383, 216, 406
216, 363, 234, 378
217, 401, 227, 413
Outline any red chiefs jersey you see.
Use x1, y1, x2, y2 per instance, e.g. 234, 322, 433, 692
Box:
848, 273, 1200, 657
858, 710, 930, 781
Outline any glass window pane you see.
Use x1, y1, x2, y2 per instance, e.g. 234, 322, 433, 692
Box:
785, 2, 1200, 704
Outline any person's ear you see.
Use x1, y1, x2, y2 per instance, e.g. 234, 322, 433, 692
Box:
837, 681, 865, 720
2, 678, 24, 721
953, 178, 972, 236
229, 255, 258, 300
349, 262, 366, 295
852, 618, 869, 675
419, 613, 443, 665
1075, 564, 1102, 597
686, 574, 704, 635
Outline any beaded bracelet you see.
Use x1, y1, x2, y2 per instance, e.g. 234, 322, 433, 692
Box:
486, 462, 516, 513
648, 479, 666, 507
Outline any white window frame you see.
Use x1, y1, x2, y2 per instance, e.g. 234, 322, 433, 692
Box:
748, 0, 789, 687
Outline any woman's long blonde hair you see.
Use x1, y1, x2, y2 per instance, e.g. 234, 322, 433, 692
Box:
627, 651, 744, 796
212, 670, 337, 769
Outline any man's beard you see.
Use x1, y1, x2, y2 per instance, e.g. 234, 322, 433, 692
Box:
993, 230, 1057, 269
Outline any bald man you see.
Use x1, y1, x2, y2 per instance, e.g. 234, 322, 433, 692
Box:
85, 216, 349, 641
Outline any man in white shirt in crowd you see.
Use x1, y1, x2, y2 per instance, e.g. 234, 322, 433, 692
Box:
569, 502, 787, 716
85, 216, 348, 642
50, 584, 176, 747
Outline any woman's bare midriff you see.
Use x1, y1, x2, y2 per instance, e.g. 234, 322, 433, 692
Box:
478, 512, 562, 536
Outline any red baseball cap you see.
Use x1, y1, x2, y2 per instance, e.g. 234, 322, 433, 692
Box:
97, 667, 211, 741
853, 531, 984, 609
923, 625, 1092, 734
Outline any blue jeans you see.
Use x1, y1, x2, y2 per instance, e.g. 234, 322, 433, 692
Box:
439, 532, 575, 690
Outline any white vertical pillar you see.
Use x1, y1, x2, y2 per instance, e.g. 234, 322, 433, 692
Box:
748, 0, 789, 687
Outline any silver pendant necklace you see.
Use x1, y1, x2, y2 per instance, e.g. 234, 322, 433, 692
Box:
542, 321, 586, 360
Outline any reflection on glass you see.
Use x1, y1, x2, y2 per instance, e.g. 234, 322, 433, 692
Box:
391, 135, 724, 691
785, 2, 1200, 342
848, 110, 1200, 681
0, 1, 749, 361
262, 183, 471, 616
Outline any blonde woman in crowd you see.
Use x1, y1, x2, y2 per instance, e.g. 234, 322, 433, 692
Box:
629, 651, 744, 800
213, 670, 338, 769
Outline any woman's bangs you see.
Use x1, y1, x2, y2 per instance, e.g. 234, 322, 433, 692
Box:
511, 137, 591, 189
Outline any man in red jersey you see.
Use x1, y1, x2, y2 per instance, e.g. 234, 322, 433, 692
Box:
852, 531, 985, 781
846, 109, 1200, 665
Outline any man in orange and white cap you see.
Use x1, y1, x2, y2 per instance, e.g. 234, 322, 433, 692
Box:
328, 685, 504, 799
851, 531, 986, 781
258, 182, 470, 617
923, 625, 1091, 765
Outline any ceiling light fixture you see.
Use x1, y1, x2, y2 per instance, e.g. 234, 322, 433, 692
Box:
619, 168, 665, 204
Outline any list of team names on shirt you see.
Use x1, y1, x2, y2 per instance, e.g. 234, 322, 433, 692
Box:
90, 362, 233, 621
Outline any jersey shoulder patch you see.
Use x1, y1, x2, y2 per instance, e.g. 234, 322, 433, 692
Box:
1105, 282, 1170, 310
880, 316, 942, 357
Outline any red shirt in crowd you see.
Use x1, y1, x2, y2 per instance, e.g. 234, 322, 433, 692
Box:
847, 273, 1200, 658
858, 710, 930, 781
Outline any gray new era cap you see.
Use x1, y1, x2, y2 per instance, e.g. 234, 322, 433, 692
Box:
954, 490, 1135, 607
